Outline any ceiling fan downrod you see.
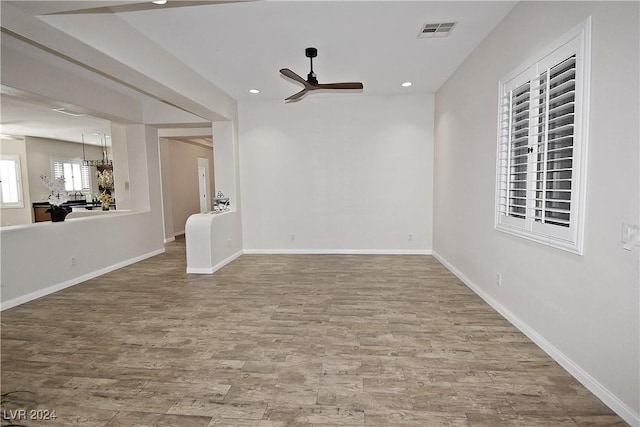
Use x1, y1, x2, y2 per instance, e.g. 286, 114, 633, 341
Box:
306, 47, 318, 84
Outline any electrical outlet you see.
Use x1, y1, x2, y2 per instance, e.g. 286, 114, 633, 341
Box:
495, 272, 502, 287
71, 256, 77, 266
227, 238, 232, 248
408, 234, 413, 241
290, 234, 295, 241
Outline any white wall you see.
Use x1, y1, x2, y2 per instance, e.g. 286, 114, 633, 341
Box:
167, 140, 214, 236
214, 121, 239, 211
239, 94, 434, 253
211, 120, 244, 265
159, 138, 175, 241
433, 2, 639, 424
1, 35, 143, 125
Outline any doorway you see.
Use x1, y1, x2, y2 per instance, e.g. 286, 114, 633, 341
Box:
197, 157, 210, 213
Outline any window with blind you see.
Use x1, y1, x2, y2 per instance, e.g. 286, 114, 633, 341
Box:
495, 19, 591, 254
52, 158, 91, 193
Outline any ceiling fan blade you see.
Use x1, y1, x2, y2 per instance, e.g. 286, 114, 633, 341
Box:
317, 82, 364, 90
285, 88, 308, 102
280, 68, 311, 87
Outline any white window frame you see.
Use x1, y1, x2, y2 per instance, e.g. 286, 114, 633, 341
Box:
0, 154, 25, 209
495, 18, 591, 255
51, 157, 91, 194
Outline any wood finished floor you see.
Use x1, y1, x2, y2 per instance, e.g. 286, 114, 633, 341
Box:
1, 237, 626, 426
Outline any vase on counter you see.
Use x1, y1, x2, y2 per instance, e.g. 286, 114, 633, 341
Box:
47, 205, 69, 222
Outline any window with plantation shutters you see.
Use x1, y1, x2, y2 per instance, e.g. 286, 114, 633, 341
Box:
52, 158, 91, 193
0, 155, 24, 208
495, 19, 590, 255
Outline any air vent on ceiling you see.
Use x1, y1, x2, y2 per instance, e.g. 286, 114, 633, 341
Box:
418, 22, 457, 38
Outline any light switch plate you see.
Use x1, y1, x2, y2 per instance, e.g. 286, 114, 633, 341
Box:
621, 222, 640, 250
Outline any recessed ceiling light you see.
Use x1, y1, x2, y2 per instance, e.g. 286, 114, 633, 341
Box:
401, 82, 413, 87
248, 89, 260, 94
151, 0, 167, 5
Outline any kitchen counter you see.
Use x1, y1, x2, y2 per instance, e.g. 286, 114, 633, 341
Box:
32, 200, 101, 208
32, 200, 115, 222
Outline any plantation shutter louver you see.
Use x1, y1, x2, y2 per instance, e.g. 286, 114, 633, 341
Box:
81, 165, 91, 192
53, 161, 64, 181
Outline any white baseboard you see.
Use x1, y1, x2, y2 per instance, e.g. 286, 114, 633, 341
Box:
185, 249, 431, 274
186, 250, 243, 274
1, 248, 165, 311
432, 250, 639, 427
164, 236, 176, 244
243, 248, 432, 255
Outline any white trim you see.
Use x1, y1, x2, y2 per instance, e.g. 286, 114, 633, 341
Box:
186, 249, 243, 274
164, 236, 176, 244
571, 16, 592, 260
243, 249, 432, 255
495, 222, 582, 255
1, 248, 165, 311
432, 250, 639, 427
186, 249, 432, 274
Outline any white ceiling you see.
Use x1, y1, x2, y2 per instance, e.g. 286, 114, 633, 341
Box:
0, 89, 112, 145
1, 0, 515, 140
109, 1, 516, 101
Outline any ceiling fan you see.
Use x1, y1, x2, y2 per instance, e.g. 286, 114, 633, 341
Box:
280, 47, 364, 102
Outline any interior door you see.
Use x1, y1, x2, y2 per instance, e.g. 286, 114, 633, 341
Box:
198, 166, 208, 213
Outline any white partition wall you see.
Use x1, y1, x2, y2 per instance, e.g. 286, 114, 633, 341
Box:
1, 124, 166, 309
1, 35, 164, 309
